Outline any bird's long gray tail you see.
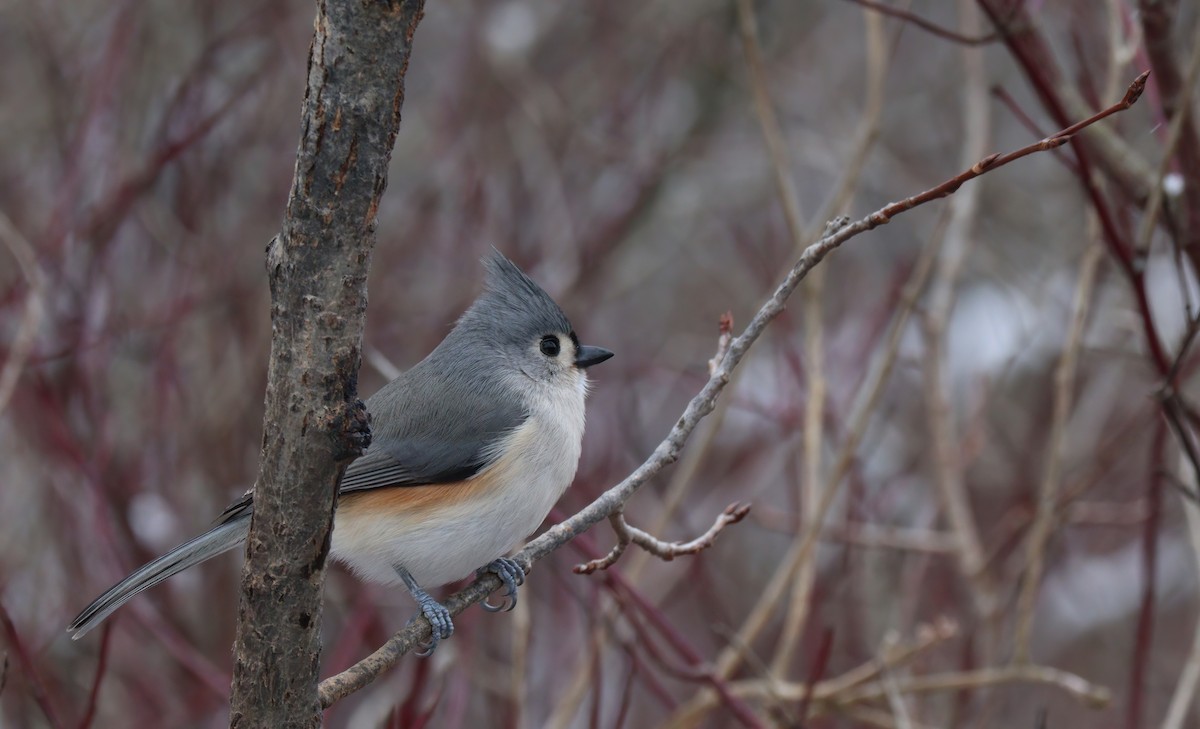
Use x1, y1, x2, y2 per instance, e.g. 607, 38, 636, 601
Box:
68, 513, 251, 639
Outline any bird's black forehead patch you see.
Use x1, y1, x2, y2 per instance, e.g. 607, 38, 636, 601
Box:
464, 251, 574, 342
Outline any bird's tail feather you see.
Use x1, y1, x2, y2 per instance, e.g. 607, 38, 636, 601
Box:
68, 513, 250, 639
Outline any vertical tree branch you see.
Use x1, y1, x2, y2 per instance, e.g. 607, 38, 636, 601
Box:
228, 1, 426, 726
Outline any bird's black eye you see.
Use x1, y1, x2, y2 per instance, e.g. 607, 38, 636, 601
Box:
540, 335, 561, 357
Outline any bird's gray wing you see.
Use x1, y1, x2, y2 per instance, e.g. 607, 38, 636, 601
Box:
213, 364, 526, 514
338, 368, 528, 494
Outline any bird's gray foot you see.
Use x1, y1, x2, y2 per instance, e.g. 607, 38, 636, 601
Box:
477, 557, 526, 613
396, 566, 454, 656
410, 594, 454, 657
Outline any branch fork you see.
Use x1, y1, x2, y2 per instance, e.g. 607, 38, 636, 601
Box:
574, 503, 752, 575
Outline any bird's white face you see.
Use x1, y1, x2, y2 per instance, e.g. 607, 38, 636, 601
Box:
514, 329, 590, 395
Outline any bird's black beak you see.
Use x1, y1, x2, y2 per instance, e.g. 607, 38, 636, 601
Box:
575, 345, 614, 369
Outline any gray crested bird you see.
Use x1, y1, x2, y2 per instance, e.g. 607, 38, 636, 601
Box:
68, 251, 613, 653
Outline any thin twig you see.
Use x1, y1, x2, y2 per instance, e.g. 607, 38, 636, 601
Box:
1067, 499, 1151, 526
708, 312, 734, 376
870, 70, 1148, 228
758, 0, 892, 679
594, 550, 766, 727
574, 503, 751, 574
919, 0, 997, 621
827, 665, 1111, 709
623, 504, 751, 562
1104, 0, 1142, 97
574, 513, 633, 575
805, 5, 890, 242
544, 623, 605, 729
708, 622, 803, 728
990, 85, 1071, 164
736, 0, 807, 236
820, 618, 960, 697
841, 705, 939, 729
509, 578, 531, 729
1128, 424, 1167, 729
1138, 0, 1200, 257
1134, 20, 1200, 254
980, 0, 1157, 209
822, 524, 957, 553
0, 602, 65, 729
773, 228, 827, 678
316, 69, 1151, 710
77, 623, 113, 729
0, 212, 46, 418
879, 631, 916, 729
752, 507, 960, 552
1013, 243, 1104, 662
666, 618, 959, 727
1161, 451, 1200, 729
1159, 364, 1200, 500
845, 0, 1000, 46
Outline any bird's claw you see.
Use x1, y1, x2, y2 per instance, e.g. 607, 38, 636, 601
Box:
478, 557, 526, 613
409, 594, 454, 657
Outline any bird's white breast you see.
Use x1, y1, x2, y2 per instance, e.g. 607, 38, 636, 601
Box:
330, 373, 588, 589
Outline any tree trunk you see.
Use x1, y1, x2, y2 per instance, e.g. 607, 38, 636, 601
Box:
228, 1, 426, 726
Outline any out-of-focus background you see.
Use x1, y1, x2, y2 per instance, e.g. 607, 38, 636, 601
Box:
3, 0, 1200, 727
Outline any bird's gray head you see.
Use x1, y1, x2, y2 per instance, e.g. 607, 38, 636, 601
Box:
445, 252, 613, 388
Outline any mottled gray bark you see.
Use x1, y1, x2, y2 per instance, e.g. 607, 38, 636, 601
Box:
228, 1, 425, 726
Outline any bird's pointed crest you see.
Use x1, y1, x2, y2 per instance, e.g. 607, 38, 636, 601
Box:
465, 250, 573, 340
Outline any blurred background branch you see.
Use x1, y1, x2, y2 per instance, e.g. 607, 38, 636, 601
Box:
3, 0, 1200, 727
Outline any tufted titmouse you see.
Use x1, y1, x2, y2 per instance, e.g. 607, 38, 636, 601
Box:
68, 252, 612, 652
